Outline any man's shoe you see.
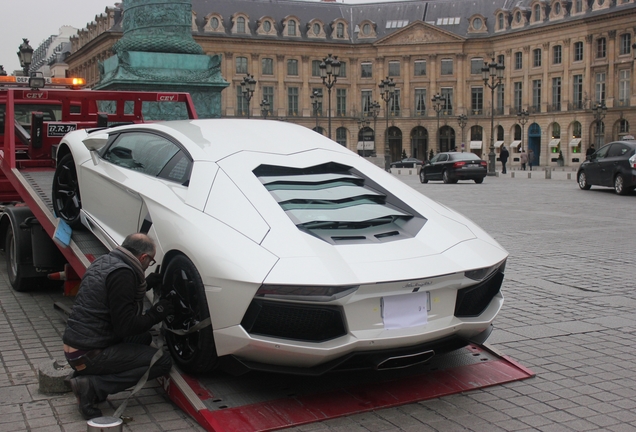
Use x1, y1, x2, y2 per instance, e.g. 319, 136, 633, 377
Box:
70, 376, 102, 420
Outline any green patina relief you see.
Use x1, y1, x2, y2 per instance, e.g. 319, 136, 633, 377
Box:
96, 0, 227, 119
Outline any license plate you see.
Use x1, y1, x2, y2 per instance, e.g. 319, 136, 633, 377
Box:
381, 291, 430, 330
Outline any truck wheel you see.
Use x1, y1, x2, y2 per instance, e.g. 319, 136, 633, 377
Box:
52, 154, 82, 227
6, 224, 31, 292
163, 254, 218, 374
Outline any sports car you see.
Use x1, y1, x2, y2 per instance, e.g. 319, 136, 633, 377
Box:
53, 119, 507, 375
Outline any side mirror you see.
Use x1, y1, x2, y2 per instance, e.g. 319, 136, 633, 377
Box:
83, 133, 109, 151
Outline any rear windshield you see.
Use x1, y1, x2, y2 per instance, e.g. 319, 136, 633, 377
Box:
450, 153, 481, 161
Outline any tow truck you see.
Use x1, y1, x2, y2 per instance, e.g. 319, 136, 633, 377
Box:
0, 76, 533, 431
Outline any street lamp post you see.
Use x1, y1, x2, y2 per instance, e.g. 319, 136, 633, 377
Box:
431, 93, 443, 153
369, 101, 381, 157
17, 38, 34, 77
457, 114, 468, 153
310, 90, 323, 131
482, 58, 505, 176
517, 109, 529, 152
379, 77, 396, 171
260, 99, 270, 119
240, 74, 256, 119
319, 54, 340, 139
357, 115, 370, 157
592, 101, 607, 149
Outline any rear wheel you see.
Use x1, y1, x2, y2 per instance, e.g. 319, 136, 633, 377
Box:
163, 254, 218, 373
52, 154, 82, 227
442, 170, 451, 184
419, 170, 428, 183
614, 174, 629, 195
6, 226, 29, 292
474, 178, 484, 184
578, 171, 591, 190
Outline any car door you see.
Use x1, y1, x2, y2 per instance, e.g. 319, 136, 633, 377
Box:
584, 144, 609, 185
79, 131, 183, 244
599, 143, 629, 186
429, 154, 448, 179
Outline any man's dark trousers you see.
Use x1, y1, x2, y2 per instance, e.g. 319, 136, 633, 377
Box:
74, 333, 172, 402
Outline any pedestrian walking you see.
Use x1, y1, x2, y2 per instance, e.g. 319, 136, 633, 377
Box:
586, 144, 595, 157
520, 149, 528, 170
528, 148, 535, 170
500, 145, 509, 174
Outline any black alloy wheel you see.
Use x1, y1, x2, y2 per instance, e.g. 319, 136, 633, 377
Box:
163, 254, 218, 373
442, 170, 451, 184
419, 170, 428, 183
614, 174, 628, 195
52, 154, 82, 227
577, 171, 591, 190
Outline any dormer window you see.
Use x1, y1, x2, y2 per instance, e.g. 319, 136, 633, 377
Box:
288, 20, 297, 36
313, 23, 321, 35
363, 23, 371, 35
554, 2, 561, 14
211, 17, 219, 30
337, 22, 345, 38
473, 17, 483, 30
516, 11, 522, 22
263, 20, 271, 32
498, 13, 504, 29
237, 16, 246, 33
533, 4, 541, 22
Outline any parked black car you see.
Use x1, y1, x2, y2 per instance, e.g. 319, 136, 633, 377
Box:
390, 158, 423, 168
577, 140, 636, 195
419, 152, 487, 184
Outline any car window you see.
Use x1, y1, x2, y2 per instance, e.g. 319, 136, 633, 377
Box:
607, 143, 630, 158
450, 153, 480, 161
104, 132, 181, 177
438, 154, 448, 162
157, 150, 192, 185
593, 144, 610, 160
430, 154, 440, 163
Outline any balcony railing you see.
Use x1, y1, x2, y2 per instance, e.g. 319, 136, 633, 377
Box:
567, 101, 586, 111
528, 105, 541, 114
547, 103, 561, 112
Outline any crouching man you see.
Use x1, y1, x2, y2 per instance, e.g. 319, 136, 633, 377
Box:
63, 233, 174, 419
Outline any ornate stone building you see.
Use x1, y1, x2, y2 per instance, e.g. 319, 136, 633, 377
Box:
66, 0, 636, 168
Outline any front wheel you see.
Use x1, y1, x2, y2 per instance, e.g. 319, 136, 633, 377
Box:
163, 255, 218, 374
419, 170, 428, 183
577, 171, 591, 190
52, 154, 82, 227
614, 174, 629, 195
6, 225, 29, 292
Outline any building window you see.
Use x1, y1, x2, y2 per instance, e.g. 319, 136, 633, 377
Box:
497, 54, 505, 66
472, 17, 483, 30
619, 119, 629, 135
288, 20, 297, 36
361, 90, 372, 115
532, 79, 541, 111
361, 62, 372, 78
533, 49, 542, 67
441, 58, 453, 75
263, 20, 271, 32
236, 56, 248, 74
471, 87, 483, 115
236, 86, 248, 116
263, 86, 274, 114
514, 52, 522, 69
287, 59, 298, 76
262, 58, 273, 75
414, 60, 426, 76
573, 42, 583, 62
553, 45, 562, 64
552, 77, 561, 111
388, 61, 400, 77
554, 2, 561, 14
211, 17, 219, 30
390, 89, 401, 116
313, 23, 321, 36
237, 17, 246, 33
362, 23, 371, 35
620, 33, 632, 55
498, 13, 504, 30
595, 72, 606, 103
336, 23, 345, 38
533, 4, 541, 22
471, 58, 483, 74
336, 88, 347, 116
596, 38, 606, 58
573, 74, 583, 109
514, 82, 523, 112
287, 87, 299, 115
339, 62, 347, 78
415, 88, 427, 115
496, 85, 504, 114
619, 70, 630, 106
441, 88, 453, 114
336, 127, 347, 146
575, 0, 583, 12
515, 11, 522, 23
312, 60, 321, 77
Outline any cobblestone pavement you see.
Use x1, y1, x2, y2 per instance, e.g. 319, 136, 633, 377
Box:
1, 174, 635, 431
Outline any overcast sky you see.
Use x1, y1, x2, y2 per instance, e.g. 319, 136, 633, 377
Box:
0, 0, 395, 74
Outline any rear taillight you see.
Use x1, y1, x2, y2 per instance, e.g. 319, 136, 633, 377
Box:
480, 161, 487, 167
630, 154, 636, 169
453, 161, 466, 168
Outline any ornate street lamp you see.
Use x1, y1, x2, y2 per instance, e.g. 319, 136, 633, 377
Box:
457, 114, 468, 152
431, 93, 444, 153
482, 57, 505, 176
357, 115, 370, 157
379, 77, 396, 170
310, 89, 323, 131
17, 38, 34, 77
319, 53, 340, 139
369, 101, 381, 157
592, 101, 607, 149
240, 74, 257, 119
517, 109, 529, 152
260, 99, 270, 119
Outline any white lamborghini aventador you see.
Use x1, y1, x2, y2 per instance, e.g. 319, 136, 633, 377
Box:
53, 119, 507, 375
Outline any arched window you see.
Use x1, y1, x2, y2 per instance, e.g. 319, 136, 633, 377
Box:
498, 13, 504, 29
237, 17, 246, 33
288, 20, 297, 36
534, 5, 541, 22
337, 23, 345, 38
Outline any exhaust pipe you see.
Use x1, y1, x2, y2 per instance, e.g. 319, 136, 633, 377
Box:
374, 349, 435, 370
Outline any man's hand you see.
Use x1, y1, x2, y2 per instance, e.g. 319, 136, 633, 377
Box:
148, 299, 175, 322
145, 272, 163, 290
